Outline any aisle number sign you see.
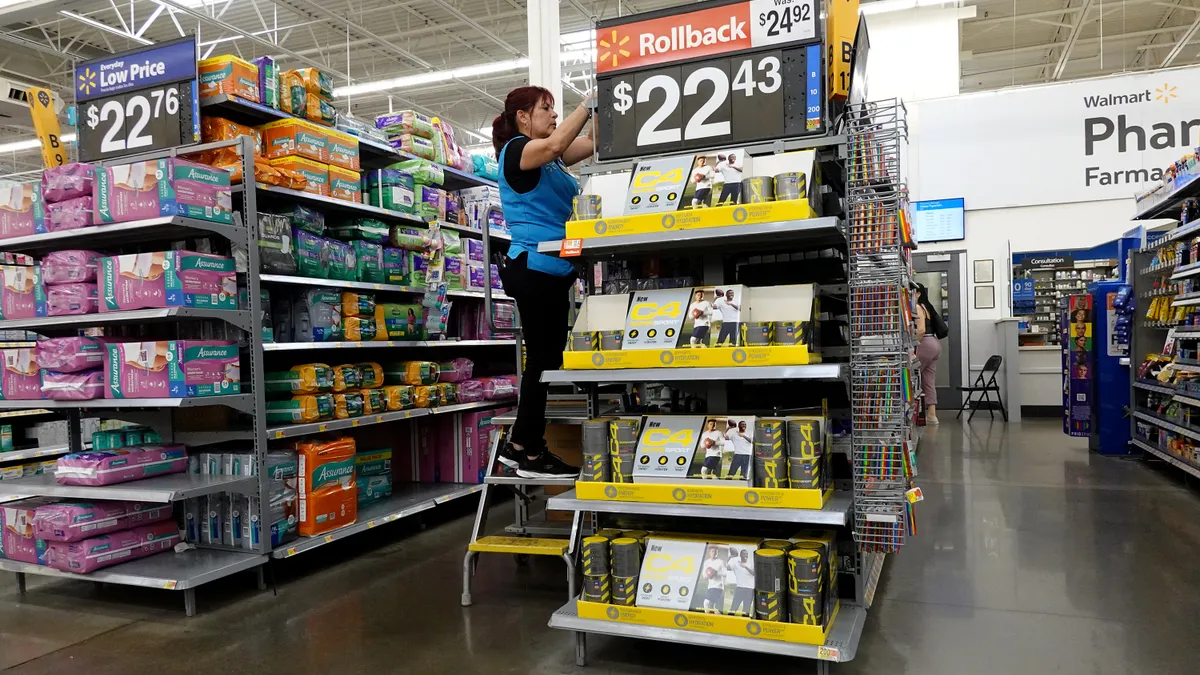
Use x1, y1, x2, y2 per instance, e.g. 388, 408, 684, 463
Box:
75, 37, 200, 162
26, 87, 65, 168
595, 0, 825, 160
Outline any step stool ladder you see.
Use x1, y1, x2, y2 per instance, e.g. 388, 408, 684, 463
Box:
462, 425, 584, 607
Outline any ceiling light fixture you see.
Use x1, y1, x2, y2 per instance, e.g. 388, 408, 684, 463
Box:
0, 133, 77, 154
59, 11, 155, 45
859, 0, 954, 16
336, 58, 530, 97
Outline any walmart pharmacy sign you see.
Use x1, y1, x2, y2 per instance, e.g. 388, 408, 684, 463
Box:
75, 38, 197, 102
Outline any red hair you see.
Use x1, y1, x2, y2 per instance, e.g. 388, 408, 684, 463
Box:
492, 85, 554, 158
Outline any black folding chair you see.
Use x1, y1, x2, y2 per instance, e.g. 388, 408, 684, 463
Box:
957, 354, 1008, 421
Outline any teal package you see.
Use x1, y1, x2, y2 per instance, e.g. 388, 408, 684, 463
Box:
357, 474, 392, 505
352, 240, 384, 283
355, 448, 392, 477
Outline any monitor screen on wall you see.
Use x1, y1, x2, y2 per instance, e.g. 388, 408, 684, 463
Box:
912, 198, 966, 243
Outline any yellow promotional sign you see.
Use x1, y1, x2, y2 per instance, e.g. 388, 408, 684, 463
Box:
826, 0, 859, 100
26, 87, 66, 168
576, 599, 838, 645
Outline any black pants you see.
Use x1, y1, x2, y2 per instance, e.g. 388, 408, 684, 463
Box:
499, 253, 576, 451
718, 183, 742, 205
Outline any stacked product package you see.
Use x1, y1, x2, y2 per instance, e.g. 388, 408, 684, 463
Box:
182, 448, 298, 549
374, 110, 471, 172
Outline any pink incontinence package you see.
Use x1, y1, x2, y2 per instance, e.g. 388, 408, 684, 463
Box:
456, 378, 484, 402
437, 358, 473, 383
0, 265, 44, 320
55, 444, 188, 486
45, 283, 97, 316
95, 158, 233, 225
42, 163, 96, 203
477, 375, 517, 400
0, 181, 46, 238
41, 369, 103, 400
1, 498, 56, 564
42, 520, 180, 573
2, 348, 42, 400
45, 196, 95, 232
41, 250, 100, 285
98, 251, 238, 312
104, 340, 240, 398
36, 336, 105, 373
33, 500, 173, 543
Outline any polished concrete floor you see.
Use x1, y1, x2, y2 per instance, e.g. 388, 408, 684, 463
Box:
2, 419, 1198, 674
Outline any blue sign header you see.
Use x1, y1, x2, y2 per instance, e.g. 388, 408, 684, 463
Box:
75, 38, 197, 103
913, 198, 965, 212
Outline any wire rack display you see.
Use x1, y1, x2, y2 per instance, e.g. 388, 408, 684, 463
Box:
845, 99, 918, 553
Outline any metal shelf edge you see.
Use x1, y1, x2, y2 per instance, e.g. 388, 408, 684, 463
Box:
0, 549, 267, 590
1131, 438, 1200, 479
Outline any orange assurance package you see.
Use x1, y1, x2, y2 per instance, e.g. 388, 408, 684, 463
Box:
297, 437, 357, 536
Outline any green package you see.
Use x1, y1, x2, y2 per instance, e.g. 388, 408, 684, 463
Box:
375, 303, 424, 339
329, 218, 389, 243
294, 229, 326, 278
266, 394, 335, 424
390, 158, 444, 186
404, 250, 427, 287
383, 248, 407, 284
355, 448, 392, 477
441, 230, 461, 255
324, 238, 355, 281
389, 225, 427, 250
352, 240, 384, 283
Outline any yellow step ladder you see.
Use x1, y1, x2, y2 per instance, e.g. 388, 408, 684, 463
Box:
461, 427, 582, 606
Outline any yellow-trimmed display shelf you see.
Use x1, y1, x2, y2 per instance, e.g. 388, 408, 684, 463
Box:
573, 482, 831, 510
565, 200, 818, 239
562, 345, 819, 369
575, 599, 838, 645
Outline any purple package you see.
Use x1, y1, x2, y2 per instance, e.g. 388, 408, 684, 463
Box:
104, 340, 240, 399
95, 158, 233, 225
45, 196, 95, 232
0, 265, 43, 320
55, 445, 188, 486
45, 283, 97, 316
41, 250, 101, 285
457, 378, 484, 402
490, 264, 503, 290
42, 520, 179, 573
98, 251, 238, 312
2, 348, 42, 400
36, 336, 105, 373
41, 369, 103, 400
33, 500, 173, 543
465, 239, 484, 263
42, 163, 96, 203
1, 498, 56, 564
477, 375, 517, 400
437, 357, 473, 383
466, 263, 485, 292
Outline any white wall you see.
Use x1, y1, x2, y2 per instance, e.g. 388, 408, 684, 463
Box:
863, 6, 967, 103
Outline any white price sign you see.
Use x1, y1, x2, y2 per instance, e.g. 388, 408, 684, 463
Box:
749, 0, 817, 47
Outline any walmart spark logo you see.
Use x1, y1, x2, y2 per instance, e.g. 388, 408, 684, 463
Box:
77, 67, 97, 96
1155, 82, 1177, 104
599, 30, 630, 68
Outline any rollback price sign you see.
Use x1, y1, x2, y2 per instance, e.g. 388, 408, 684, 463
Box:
75, 37, 200, 162
595, 0, 825, 161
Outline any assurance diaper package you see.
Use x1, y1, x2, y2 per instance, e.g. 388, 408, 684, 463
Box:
0, 265, 43, 320
1, 348, 41, 400
297, 437, 357, 536
0, 181, 46, 238
104, 340, 240, 398
95, 158, 233, 225
98, 251, 238, 312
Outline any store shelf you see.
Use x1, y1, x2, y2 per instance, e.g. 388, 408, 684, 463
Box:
537, 217, 842, 257
266, 399, 515, 439
548, 600, 866, 663
0, 307, 251, 333
0, 216, 243, 253
1171, 260, 1200, 280
0, 472, 257, 502
0, 548, 266, 590
0, 409, 51, 419
0, 394, 254, 414
272, 482, 483, 559
546, 489, 852, 525
0, 443, 86, 463
357, 137, 497, 190
1134, 380, 1178, 395
1173, 292, 1200, 307
1175, 362, 1200, 373
259, 274, 512, 301
252, 184, 427, 225
1131, 410, 1200, 442
1174, 393, 1200, 407
862, 552, 886, 608
542, 364, 843, 384
1131, 438, 1200, 480
264, 339, 515, 352
437, 220, 511, 242
1135, 173, 1200, 220
199, 94, 288, 125
486, 474, 577, 486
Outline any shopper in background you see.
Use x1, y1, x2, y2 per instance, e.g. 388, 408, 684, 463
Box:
914, 283, 945, 425
716, 153, 744, 204
491, 85, 594, 478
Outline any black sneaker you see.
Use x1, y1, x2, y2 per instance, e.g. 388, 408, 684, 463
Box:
497, 442, 523, 469
517, 450, 580, 479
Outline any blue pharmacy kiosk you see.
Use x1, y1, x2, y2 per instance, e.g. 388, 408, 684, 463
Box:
1088, 281, 1133, 456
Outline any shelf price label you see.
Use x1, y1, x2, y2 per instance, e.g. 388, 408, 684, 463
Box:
75, 38, 200, 162
595, 1, 823, 160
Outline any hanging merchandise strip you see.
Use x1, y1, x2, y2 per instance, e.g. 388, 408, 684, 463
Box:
844, 99, 919, 553
422, 221, 451, 338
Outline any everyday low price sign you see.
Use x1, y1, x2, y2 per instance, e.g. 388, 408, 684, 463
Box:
75, 38, 200, 162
